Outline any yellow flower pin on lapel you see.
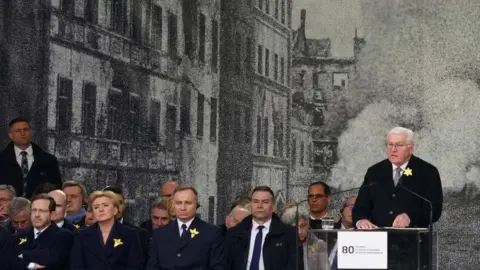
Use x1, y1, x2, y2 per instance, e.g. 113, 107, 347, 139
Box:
308, 244, 316, 252
18, 238, 27, 245
113, 238, 123, 248
404, 168, 413, 176
189, 228, 199, 239
73, 224, 80, 229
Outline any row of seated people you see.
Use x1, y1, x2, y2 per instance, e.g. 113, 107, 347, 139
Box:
0, 182, 356, 269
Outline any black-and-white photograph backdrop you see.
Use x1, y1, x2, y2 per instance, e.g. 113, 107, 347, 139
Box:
1, 0, 479, 268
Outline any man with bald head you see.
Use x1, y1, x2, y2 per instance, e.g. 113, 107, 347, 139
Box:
48, 190, 78, 232
160, 181, 178, 198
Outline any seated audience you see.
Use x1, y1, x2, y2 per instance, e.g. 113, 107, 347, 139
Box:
140, 198, 171, 241
6, 197, 32, 233
334, 196, 357, 230
69, 190, 143, 270
81, 207, 96, 229
0, 185, 15, 226
0, 194, 74, 269
281, 202, 329, 270
159, 181, 178, 198
48, 189, 79, 232
63, 180, 88, 228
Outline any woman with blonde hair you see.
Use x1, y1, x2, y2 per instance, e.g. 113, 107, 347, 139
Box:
70, 190, 143, 269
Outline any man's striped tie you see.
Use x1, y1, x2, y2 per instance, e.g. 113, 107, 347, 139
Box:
21, 151, 29, 195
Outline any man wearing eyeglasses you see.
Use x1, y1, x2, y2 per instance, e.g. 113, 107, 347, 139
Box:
307, 181, 339, 229
353, 127, 444, 229
334, 196, 357, 230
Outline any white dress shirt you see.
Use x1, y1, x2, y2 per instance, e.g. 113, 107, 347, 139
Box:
246, 219, 272, 270
56, 220, 65, 229
310, 212, 328, 220
177, 217, 195, 237
14, 145, 34, 170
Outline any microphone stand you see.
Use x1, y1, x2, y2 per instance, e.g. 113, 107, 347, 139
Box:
295, 198, 309, 270
399, 185, 433, 270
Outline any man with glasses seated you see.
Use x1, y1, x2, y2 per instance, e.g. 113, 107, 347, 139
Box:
333, 196, 357, 230
0, 185, 15, 226
307, 181, 339, 229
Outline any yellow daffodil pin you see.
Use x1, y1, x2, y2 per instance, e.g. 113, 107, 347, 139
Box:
73, 224, 80, 229
190, 228, 199, 239
308, 244, 316, 252
404, 168, 413, 176
113, 238, 123, 248
18, 238, 27, 245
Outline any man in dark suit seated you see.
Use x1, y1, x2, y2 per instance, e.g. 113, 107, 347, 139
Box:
140, 198, 171, 243
333, 196, 357, 230
47, 190, 78, 232
0, 185, 15, 226
225, 186, 303, 270
0, 193, 74, 269
6, 197, 32, 234
307, 182, 340, 230
147, 185, 225, 270
0, 118, 62, 198
218, 196, 251, 236
63, 180, 88, 229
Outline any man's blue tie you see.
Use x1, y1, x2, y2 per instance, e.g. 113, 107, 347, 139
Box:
180, 223, 188, 239
250, 225, 264, 270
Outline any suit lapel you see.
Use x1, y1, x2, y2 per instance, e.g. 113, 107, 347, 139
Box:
176, 218, 199, 252
398, 156, 416, 188
86, 224, 110, 265
381, 161, 396, 191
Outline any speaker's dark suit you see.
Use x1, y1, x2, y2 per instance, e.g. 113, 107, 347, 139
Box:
353, 155, 443, 227
0, 222, 74, 269
69, 222, 143, 270
0, 142, 62, 198
146, 217, 225, 270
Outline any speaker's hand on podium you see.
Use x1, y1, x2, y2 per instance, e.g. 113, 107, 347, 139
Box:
392, 213, 410, 228
356, 219, 378, 229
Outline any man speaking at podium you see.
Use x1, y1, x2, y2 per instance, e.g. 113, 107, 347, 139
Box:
353, 127, 443, 229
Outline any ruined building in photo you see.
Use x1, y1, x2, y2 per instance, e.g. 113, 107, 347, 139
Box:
0, 0, 221, 224
290, 9, 365, 197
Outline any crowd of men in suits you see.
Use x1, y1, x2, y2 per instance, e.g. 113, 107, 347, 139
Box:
0, 118, 443, 269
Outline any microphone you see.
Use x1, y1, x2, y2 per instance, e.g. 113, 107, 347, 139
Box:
398, 184, 433, 270
331, 182, 377, 196
294, 182, 376, 270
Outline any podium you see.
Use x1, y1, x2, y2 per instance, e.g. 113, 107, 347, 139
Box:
305, 228, 438, 270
